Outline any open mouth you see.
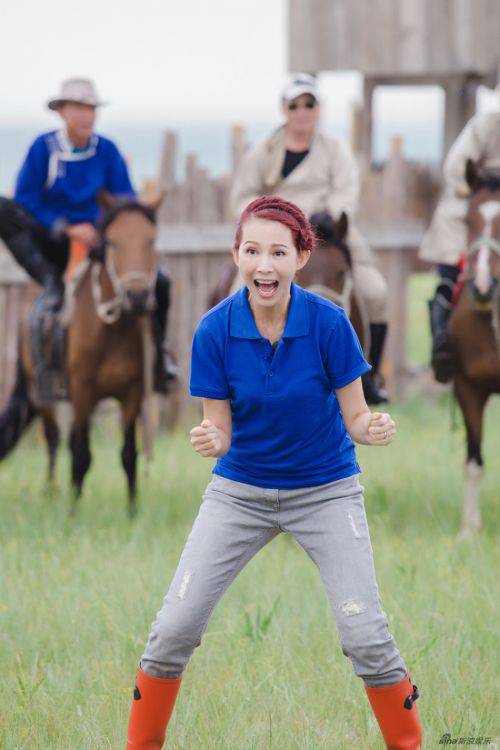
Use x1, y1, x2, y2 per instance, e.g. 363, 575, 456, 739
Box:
254, 280, 279, 298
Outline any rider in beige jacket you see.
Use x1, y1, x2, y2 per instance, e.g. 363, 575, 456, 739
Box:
230, 74, 389, 404
420, 108, 500, 382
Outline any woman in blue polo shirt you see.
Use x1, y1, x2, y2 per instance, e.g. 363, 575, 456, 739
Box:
125, 197, 422, 750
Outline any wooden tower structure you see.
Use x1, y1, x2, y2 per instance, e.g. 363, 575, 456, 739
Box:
289, 0, 500, 160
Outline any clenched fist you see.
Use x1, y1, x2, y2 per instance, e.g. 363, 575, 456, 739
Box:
190, 418, 224, 458
366, 412, 396, 446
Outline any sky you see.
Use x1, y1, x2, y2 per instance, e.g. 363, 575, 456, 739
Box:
4, 0, 498, 128
1, 0, 290, 124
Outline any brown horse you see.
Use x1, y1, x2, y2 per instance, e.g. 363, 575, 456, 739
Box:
450, 160, 500, 540
208, 211, 367, 352
0, 199, 160, 517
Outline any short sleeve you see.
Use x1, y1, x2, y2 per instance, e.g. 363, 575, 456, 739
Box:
325, 310, 371, 389
189, 319, 230, 399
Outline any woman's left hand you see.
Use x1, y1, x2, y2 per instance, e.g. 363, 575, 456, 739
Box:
366, 412, 396, 446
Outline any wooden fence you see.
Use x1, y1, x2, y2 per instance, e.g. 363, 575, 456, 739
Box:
0, 129, 437, 419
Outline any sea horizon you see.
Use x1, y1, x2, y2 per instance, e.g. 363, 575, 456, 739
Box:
0, 117, 444, 195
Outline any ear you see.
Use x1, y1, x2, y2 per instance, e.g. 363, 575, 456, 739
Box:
336, 211, 349, 241
96, 189, 116, 212
465, 159, 481, 192
231, 245, 240, 266
297, 249, 311, 270
141, 188, 166, 216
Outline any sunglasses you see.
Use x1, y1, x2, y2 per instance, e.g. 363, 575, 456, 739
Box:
287, 99, 317, 111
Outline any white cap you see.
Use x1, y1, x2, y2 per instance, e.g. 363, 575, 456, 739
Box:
47, 78, 107, 110
281, 73, 319, 102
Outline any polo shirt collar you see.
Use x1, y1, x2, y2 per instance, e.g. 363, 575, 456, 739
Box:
230, 281, 309, 339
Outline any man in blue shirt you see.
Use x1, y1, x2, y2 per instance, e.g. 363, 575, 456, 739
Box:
0, 78, 173, 390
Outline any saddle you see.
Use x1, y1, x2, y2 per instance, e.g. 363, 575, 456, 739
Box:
29, 239, 88, 405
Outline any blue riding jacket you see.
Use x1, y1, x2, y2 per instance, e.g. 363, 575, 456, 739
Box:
14, 129, 135, 231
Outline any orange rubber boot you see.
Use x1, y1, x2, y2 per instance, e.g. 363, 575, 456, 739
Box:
126, 664, 182, 749
364, 672, 422, 750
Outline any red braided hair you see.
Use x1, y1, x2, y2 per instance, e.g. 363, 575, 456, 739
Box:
233, 196, 316, 255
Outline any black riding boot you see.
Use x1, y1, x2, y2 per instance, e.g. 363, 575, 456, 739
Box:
153, 271, 179, 394
428, 265, 460, 383
8, 231, 64, 311
428, 294, 453, 383
362, 322, 389, 405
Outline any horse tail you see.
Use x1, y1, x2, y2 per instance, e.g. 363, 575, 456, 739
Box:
0, 354, 37, 460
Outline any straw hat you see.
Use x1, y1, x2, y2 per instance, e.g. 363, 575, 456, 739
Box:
47, 78, 107, 110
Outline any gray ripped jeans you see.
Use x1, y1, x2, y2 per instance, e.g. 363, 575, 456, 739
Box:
141, 473, 408, 688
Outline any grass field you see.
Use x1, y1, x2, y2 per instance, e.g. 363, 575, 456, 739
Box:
1, 274, 499, 749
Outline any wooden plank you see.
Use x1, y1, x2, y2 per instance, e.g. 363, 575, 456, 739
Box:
289, 0, 500, 76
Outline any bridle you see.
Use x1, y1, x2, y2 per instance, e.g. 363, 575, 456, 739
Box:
463, 202, 500, 347
90, 241, 157, 325
305, 273, 354, 317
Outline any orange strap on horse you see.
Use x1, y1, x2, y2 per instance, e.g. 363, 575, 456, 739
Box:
451, 255, 466, 306
65, 238, 89, 281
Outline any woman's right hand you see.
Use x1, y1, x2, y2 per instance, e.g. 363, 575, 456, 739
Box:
190, 419, 223, 457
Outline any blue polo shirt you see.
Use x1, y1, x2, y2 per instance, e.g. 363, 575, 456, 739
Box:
190, 282, 371, 489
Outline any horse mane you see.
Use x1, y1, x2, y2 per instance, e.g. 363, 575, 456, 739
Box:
309, 211, 352, 268
98, 199, 156, 234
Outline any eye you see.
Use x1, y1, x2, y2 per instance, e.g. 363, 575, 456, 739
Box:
274, 250, 285, 256
245, 247, 257, 254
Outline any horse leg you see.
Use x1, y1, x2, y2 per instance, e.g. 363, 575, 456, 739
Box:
40, 407, 60, 482
68, 391, 95, 513
69, 421, 91, 513
121, 391, 142, 518
121, 421, 138, 518
453, 377, 489, 540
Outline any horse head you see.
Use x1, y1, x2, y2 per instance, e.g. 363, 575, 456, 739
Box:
465, 159, 500, 308
95, 191, 161, 316
296, 210, 353, 313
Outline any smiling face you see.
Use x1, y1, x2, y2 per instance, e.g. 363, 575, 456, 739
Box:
232, 216, 310, 310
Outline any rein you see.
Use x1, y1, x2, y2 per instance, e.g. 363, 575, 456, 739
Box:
467, 236, 500, 256
492, 284, 500, 349
305, 273, 354, 316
